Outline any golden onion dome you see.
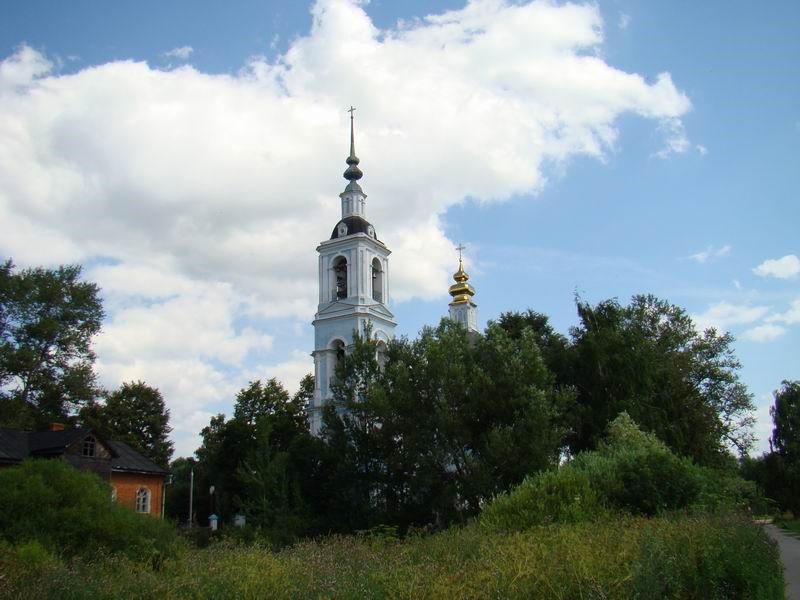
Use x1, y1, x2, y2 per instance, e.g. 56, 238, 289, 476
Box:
449, 260, 475, 304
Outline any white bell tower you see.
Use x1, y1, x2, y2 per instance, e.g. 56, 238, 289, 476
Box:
309, 108, 396, 435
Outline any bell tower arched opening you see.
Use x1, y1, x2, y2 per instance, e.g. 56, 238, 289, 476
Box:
331, 339, 346, 384
332, 256, 348, 300
376, 340, 388, 370
371, 257, 383, 302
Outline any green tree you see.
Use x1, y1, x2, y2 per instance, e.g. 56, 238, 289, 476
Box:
80, 381, 174, 467
771, 380, 800, 460
567, 294, 753, 464
292, 373, 314, 421
233, 378, 307, 444
192, 377, 316, 534
164, 456, 195, 523
762, 380, 800, 515
194, 413, 252, 523
236, 418, 309, 545
0, 260, 103, 428
323, 319, 569, 530
496, 309, 571, 386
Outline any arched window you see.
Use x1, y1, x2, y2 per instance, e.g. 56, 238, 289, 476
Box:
333, 339, 346, 370
371, 257, 383, 302
332, 256, 348, 300
376, 341, 388, 371
136, 487, 151, 514
329, 339, 346, 387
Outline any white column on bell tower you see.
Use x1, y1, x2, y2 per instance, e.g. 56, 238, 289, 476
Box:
309, 107, 396, 435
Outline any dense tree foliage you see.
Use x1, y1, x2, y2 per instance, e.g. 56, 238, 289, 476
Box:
184, 294, 757, 536
320, 320, 571, 530
771, 380, 800, 461
187, 377, 319, 543
743, 380, 800, 515
496, 309, 571, 387
0, 260, 103, 428
566, 294, 753, 464
79, 381, 174, 467
164, 456, 196, 523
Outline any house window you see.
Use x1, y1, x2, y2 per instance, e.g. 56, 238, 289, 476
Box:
136, 487, 151, 514
82, 436, 96, 457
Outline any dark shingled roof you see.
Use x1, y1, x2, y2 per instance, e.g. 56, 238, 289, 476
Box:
28, 427, 93, 454
330, 215, 377, 240
0, 428, 28, 463
109, 441, 168, 475
0, 428, 165, 475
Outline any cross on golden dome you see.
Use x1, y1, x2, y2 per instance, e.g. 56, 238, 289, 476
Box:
449, 243, 475, 303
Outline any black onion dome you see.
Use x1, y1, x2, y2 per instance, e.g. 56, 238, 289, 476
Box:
331, 216, 377, 240
344, 154, 363, 181
344, 110, 363, 181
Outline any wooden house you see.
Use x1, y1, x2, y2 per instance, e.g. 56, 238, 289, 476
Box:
0, 424, 168, 518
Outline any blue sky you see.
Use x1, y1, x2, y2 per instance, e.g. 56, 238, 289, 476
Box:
1, 1, 797, 457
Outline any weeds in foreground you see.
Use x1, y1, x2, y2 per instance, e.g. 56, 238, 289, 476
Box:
0, 514, 783, 599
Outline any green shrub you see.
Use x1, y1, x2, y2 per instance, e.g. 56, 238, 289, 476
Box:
609, 450, 700, 515
480, 413, 760, 532
479, 466, 605, 532
585, 413, 701, 514
0, 459, 183, 565
599, 411, 667, 454
694, 465, 760, 513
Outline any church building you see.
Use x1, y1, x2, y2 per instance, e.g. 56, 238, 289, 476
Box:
309, 111, 479, 434
309, 111, 396, 435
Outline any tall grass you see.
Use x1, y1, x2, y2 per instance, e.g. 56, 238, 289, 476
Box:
0, 514, 782, 599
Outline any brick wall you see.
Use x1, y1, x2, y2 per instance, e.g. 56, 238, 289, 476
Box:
111, 472, 165, 519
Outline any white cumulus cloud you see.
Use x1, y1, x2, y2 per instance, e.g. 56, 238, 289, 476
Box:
0, 0, 692, 455
163, 46, 194, 60
689, 244, 731, 264
653, 117, 690, 159
691, 301, 771, 334
767, 298, 800, 325
739, 324, 787, 343
753, 254, 800, 279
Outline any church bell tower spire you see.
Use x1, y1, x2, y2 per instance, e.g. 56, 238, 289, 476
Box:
340, 106, 367, 219
309, 107, 396, 435
344, 106, 363, 182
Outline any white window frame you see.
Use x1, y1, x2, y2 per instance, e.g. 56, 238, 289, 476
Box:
82, 436, 96, 457
135, 487, 151, 514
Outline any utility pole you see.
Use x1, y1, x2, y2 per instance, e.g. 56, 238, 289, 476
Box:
188, 467, 194, 526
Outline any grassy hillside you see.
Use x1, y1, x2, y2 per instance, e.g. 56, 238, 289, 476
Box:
0, 514, 783, 599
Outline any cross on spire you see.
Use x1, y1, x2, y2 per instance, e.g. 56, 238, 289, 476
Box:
347, 106, 357, 159
343, 105, 362, 181
456, 243, 466, 265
